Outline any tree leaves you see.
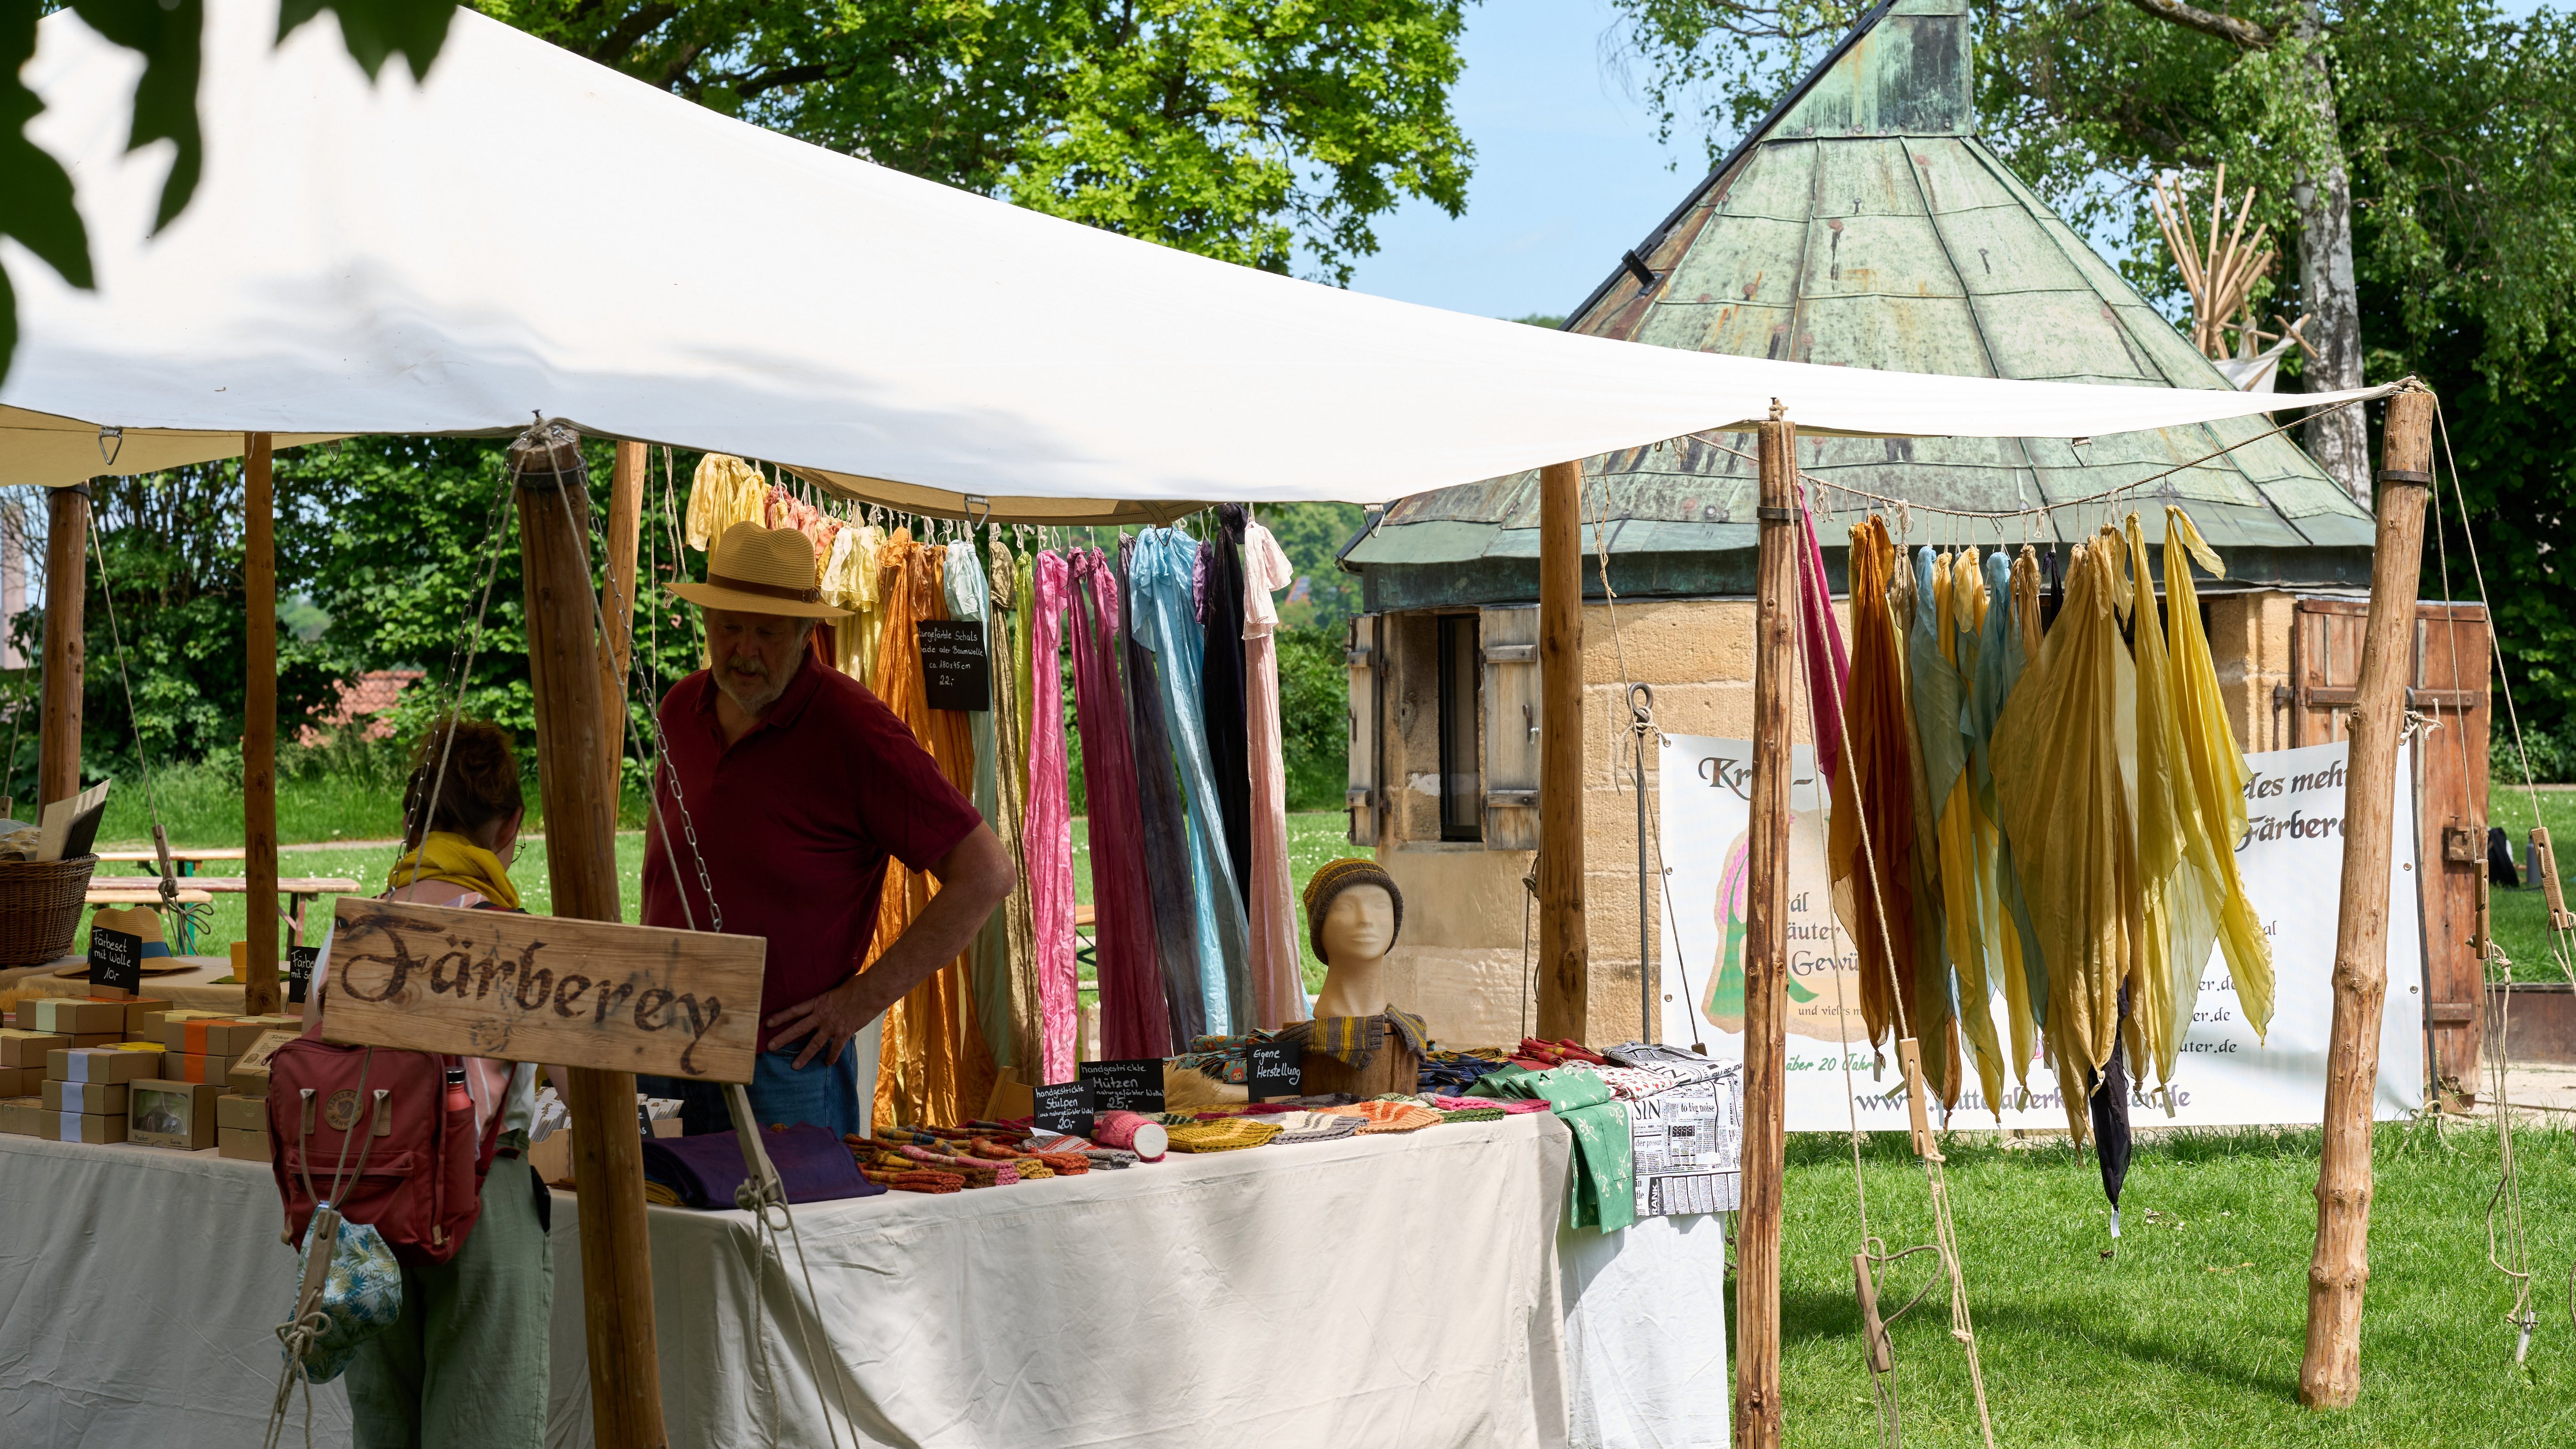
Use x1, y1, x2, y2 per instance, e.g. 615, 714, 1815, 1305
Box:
280, 0, 457, 81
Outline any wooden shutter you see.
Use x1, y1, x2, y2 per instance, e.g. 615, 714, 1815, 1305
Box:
1480, 605, 1541, 850
2290, 597, 2492, 1088
1346, 614, 1381, 846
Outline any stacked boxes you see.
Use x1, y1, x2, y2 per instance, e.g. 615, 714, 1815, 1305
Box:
39, 1044, 166, 1143
158, 1017, 274, 1086
27, 998, 125, 1037
217, 1090, 270, 1161
0, 1028, 69, 1098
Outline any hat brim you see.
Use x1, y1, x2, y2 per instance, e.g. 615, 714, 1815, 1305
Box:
667, 580, 850, 619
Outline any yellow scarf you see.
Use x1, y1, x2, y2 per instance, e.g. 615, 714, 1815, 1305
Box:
385, 831, 521, 911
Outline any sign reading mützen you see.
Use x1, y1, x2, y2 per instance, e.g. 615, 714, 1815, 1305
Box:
1077, 1058, 1164, 1114
318, 898, 768, 1082
1247, 1042, 1302, 1099
917, 619, 990, 712
87, 927, 142, 997
1032, 1079, 1095, 1137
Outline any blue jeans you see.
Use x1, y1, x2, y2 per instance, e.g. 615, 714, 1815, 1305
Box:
642, 1047, 863, 1140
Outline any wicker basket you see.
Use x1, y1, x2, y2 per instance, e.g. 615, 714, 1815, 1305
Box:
0, 855, 99, 968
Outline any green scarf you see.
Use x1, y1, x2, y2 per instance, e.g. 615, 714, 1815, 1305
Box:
385, 831, 520, 911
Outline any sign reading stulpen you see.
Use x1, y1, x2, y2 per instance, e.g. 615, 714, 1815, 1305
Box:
317, 899, 766, 1082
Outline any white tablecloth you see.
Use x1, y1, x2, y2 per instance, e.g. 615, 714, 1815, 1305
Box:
0, 1115, 1729, 1449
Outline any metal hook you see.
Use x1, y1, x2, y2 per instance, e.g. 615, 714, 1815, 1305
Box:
97, 426, 124, 470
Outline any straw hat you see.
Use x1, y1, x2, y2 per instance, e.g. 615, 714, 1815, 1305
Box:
88, 906, 172, 958
668, 522, 848, 618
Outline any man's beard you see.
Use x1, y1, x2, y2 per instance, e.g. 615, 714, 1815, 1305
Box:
715, 659, 790, 714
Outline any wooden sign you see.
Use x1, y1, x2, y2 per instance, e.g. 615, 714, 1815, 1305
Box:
317, 899, 766, 1083
1247, 1041, 1302, 1100
87, 927, 142, 997
1077, 1058, 1164, 1115
1031, 1079, 1094, 1137
917, 619, 990, 712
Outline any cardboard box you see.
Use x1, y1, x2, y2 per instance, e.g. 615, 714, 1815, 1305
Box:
526, 1128, 574, 1188
163, 1052, 234, 1086
227, 1064, 271, 1099
234, 1030, 297, 1074
49, 1046, 163, 1084
29, 998, 126, 1035
218, 1125, 271, 1161
41, 1108, 127, 1144
216, 1091, 268, 1132
0, 1066, 40, 1097
139, 1007, 226, 1037
42, 1080, 127, 1114
0, 1097, 40, 1136
68, 1032, 123, 1050
0, 1029, 70, 1068
130, 1080, 218, 1150
119, 997, 172, 1036
114, 1040, 167, 1053
161, 1018, 271, 1056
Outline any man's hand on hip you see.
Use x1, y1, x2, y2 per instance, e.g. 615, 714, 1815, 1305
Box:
766, 973, 895, 1071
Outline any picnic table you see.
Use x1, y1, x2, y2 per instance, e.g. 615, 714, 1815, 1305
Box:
80, 874, 361, 954
95, 847, 245, 877
83, 887, 215, 907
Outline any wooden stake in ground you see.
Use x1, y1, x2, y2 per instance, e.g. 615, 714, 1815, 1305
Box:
601, 440, 646, 796
1735, 409, 1796, 1449
243, 434, 280, 1015
1536, 458, 1588, 1043
39, 482, 87, 809
2299, 385, 2436, 1409
513, 422, 668, 1449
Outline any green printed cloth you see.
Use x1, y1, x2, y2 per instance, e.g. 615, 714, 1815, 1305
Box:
1469, 1065, 1635, 1231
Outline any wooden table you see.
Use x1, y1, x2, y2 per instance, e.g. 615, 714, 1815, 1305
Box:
83, 887, 214, 906
96, 847, 245, 877
79, 876, 358, 955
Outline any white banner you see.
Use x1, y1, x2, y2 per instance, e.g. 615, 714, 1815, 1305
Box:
1658, 738, 2425, 1131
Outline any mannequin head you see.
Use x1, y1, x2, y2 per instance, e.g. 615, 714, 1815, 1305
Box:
1318, 883, 1397, 968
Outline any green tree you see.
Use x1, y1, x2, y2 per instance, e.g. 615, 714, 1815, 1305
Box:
1258, 500, 1368, 635
477, 0, 1475, 281
1603, 0, 2576, 499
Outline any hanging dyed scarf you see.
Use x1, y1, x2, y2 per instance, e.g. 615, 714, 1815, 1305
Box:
984, 535, 1043, 1075
1795, 487, 1851, 787
1904, 547, 1968, 1107
2162, 507, 2275, 1038
1827, 518, 1921, 1068
867, 536, 998, 1130
1119, 535, 1209, 1045
944, 540, 1022, 1074
684, 454, 766, 551
1200, 506, 1255, 912
1967, 545, 2050, 1093
1992, 532, 2135, 1134
2122, 514, 2222, 1088
1129, 527, 1252, 1034
1069, 549, 1171, 1059
1240, 517, 1307, 1027
1025, 551, 1081, 1082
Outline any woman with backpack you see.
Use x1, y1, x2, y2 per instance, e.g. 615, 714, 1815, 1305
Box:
297, 716, 558, 1448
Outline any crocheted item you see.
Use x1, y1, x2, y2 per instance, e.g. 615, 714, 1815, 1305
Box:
1437, 1107, 1506, 1124
1265, 1110, 1364, 1145
1300, 857, 1403, 965
862, 1166, 965, 1194
1319, 1100, 1441, 1134
1163, 1119, 1283, 1153
644, 1182, 684, 1207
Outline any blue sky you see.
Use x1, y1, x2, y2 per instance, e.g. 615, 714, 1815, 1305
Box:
1344, 1, 1698, 322
1345, 0, 2564, 322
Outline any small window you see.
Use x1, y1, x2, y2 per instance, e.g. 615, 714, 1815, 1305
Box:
1437, 614, 1482, 842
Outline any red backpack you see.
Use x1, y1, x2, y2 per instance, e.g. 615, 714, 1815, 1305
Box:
266, 1038, 501, 1266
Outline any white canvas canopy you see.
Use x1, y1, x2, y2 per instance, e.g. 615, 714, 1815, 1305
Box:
4, 0, 2387, 517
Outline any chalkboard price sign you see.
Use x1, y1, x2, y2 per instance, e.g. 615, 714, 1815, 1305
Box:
1247, 1041, 1303, 1100
1032, 1079, 1095, 1137
87, 926, 142, 997
917, 619, 991, 712
286, 945, 320, 1006
1077, 1058, 1166, 1115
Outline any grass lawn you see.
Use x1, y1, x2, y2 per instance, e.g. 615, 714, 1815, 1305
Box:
1770, 1122, 2576, 1446
2489, 787, 2576, 983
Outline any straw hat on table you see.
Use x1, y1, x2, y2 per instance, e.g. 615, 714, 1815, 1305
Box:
668, 522, 849, 619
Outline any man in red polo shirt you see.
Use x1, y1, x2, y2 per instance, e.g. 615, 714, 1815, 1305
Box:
641, 522, 1013, 1137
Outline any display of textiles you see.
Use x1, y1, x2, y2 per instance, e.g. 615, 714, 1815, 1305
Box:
1787, 510, 2272, 1167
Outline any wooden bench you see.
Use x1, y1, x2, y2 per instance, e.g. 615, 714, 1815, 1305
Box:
96, 847, 245, 878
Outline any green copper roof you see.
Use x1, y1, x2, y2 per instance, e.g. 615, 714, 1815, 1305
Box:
1348, 0, 2370, 607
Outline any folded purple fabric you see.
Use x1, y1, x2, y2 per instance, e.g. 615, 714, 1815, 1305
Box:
642, 1124, 882, 1209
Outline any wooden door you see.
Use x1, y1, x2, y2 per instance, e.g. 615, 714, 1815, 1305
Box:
2290, 598, 2492, 1088
1346, 614, 1381, 846
1479, 605, 1541, 850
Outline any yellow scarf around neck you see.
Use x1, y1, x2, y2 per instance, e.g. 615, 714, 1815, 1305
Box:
385, 831, 521, 911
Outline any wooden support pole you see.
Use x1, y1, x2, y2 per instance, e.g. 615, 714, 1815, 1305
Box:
38, 483, 88, 809
513, 424, 667, 1449
1535, 458, 1589, 1043
243, 435, 280, 1015
1735, 411, 1796, 1449
601, 441, 645, 800
2298, 386, 2435, 1410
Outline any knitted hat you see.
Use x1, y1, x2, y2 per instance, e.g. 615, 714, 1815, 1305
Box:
1302, 857, 1403, 966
